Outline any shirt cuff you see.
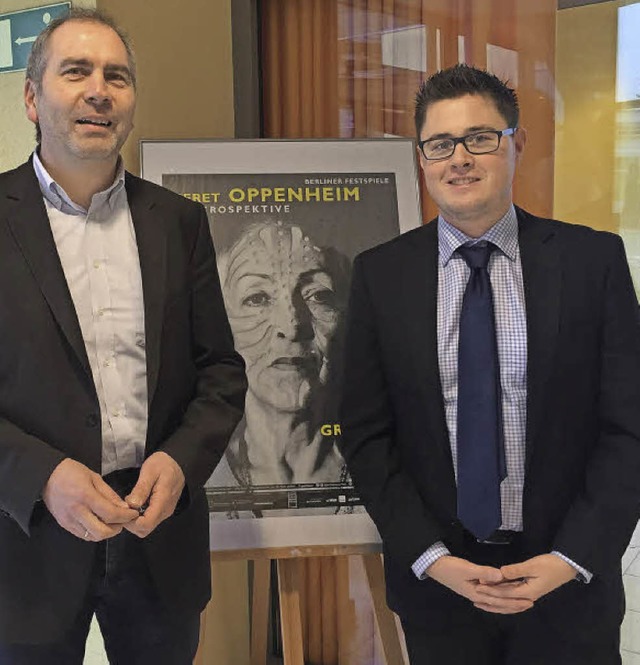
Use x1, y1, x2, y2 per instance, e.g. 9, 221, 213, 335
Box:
551, 551, 592, 583
412, 542, 451, 580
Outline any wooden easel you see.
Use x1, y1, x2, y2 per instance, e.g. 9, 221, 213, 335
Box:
201, 545, 405, 665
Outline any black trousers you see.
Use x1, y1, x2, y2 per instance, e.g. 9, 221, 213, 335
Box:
402, 608, 621, 665
0, 469, 200, 665
401, 534, 621, 665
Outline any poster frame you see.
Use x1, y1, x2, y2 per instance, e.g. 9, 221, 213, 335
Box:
140, 138, 422, 551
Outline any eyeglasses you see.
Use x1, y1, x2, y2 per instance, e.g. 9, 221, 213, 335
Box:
418, 128, 518, 161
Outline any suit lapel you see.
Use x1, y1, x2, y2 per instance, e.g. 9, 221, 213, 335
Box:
3, 162, 92, 379
517, 208, 561, 472
126, 173, 167, 406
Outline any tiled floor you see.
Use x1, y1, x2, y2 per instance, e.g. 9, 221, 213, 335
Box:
83, 522, 640, 664
85, 619, 108, 664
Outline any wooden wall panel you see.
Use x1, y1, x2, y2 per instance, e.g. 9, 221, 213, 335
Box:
513, 0, 557, 218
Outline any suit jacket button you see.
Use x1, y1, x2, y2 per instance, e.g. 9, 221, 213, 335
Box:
85, 413, 99, 427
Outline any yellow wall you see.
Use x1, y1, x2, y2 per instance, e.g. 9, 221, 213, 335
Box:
97, 0, 235, 174
554, 2, 618, 232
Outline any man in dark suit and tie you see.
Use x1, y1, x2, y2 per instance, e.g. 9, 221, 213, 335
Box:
0, 8, 246, 663
340, 64, 640, 664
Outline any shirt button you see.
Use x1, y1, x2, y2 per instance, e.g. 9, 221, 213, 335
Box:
93, 260, 100, 269
113, 411, 120, 418
103, 359, 110, 367
97, 309, 105, 317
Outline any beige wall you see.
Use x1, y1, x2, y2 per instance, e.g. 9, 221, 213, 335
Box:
554, 2, 618, 232
0, 0, 235, 174
97, 0, 235, 174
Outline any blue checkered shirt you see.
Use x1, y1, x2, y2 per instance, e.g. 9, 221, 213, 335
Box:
411, 206, 591, 583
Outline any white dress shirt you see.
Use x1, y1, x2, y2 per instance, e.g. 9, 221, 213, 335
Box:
33, 152, 148, 475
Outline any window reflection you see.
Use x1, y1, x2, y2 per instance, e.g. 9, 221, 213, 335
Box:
261, 0, 640, 288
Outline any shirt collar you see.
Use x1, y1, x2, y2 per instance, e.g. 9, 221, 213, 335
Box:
32, 149, 126, 216
437, 205, 519, 267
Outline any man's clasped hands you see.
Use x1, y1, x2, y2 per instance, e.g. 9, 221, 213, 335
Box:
427, 553, 578, 614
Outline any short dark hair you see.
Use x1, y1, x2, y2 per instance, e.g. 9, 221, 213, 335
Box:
414, 64, 519, 138
26, 8, 136, 143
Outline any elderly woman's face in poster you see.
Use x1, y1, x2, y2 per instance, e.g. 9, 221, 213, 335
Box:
221, 224, 343, 412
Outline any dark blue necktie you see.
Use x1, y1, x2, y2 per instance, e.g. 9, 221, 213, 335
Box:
456, 243, 505, 541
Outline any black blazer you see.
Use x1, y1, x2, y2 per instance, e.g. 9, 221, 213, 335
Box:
0, 160, 247, 643
340, 208, 640, 639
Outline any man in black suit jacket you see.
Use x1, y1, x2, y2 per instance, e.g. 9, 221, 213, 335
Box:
340, 65, 640, 664
0, 8, 246, 663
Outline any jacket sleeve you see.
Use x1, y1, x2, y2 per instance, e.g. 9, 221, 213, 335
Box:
552, 235, 640, 576
0, 418, 66, 535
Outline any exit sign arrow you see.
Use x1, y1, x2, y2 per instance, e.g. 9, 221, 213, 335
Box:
15, 36, 37, 46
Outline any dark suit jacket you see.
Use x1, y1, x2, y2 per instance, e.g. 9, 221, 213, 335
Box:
340, 207, 640, 640
0, 160, 247, 643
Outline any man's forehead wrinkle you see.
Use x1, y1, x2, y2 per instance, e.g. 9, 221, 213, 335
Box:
52, 24, 112, 49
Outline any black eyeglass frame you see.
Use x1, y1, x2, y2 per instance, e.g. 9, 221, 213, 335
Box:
418, 127, 518, 161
